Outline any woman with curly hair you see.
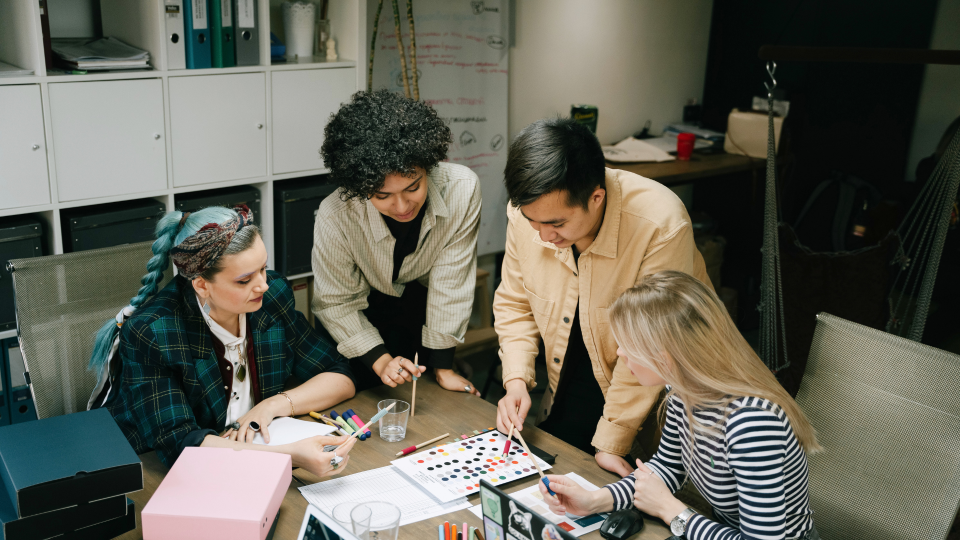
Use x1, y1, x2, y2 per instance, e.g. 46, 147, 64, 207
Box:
312, 89, 483, 395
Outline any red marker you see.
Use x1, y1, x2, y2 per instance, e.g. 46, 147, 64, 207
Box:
444, 521, 451, 540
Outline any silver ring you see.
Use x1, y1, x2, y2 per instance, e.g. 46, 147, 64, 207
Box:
228, 422, 240, 431
464, 385, 471, 392
249, 421, 261, 432
397, 367, 405, 375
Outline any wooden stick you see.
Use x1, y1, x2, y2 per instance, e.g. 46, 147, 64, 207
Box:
411, 352, 418, 417
405, 0, 419, 100
396, 432, 449, 456
509, 421, 557, 501
368, 0, 384, 92
390, 0, 410, 98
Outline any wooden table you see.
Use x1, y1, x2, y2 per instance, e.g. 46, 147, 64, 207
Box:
608, 151, 763, 186
121, 379, 670, 539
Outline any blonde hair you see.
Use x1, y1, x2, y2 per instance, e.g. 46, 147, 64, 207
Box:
610, 270, 822, 453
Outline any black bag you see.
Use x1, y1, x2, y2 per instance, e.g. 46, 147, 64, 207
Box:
793, 172, 882, 252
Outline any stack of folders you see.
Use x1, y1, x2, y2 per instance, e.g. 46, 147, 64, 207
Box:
166, 0, 261, 70
0, 409, 143, 539
51, 37, 150, 71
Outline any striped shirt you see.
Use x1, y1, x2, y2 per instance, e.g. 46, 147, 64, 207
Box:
605, 393, 814, 540
311, 162, 481, 359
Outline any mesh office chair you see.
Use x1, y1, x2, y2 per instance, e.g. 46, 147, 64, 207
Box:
796, 313, 960, 540
7, 241, 168, 419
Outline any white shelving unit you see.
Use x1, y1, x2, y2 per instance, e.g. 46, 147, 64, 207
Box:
0, 0, 367, 275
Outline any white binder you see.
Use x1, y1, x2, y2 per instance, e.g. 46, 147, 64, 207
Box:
164, 0, 186, 70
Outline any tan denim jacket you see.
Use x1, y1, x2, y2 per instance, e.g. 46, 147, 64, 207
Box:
493, 168, 713, 456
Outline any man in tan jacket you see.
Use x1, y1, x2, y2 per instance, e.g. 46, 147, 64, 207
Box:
494, 118, 712, 477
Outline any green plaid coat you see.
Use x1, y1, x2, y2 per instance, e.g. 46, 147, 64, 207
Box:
107, 271, 352, 466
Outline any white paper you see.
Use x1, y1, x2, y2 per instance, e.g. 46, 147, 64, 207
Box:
237, 0, 255, 28
192, 0, 207, 30
602, 137, 675, 163
251, 417, 336, 446
468, 473, 609, 537
299, 466, 471, 526
391, 430, 552, 503
221, 0, 232, 27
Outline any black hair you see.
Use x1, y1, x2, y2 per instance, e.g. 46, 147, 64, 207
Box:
503, 117, 606, 209
320, 89, 453, 200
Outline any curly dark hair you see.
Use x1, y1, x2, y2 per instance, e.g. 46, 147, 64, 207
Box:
320, 90, 453, 200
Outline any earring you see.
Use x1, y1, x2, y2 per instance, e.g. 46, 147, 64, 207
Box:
202, 301, 212, 316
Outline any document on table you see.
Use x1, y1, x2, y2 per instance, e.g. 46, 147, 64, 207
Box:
251, 417, 336, 446
299, 466, 471, 526
468, 472, 609, 537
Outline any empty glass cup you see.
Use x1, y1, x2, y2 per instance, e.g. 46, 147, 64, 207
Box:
329, 502, 357, 530
377, 399, 409, 443
350, 501, 401, 540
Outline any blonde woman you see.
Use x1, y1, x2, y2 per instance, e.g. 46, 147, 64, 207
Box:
539, 271, 821, 540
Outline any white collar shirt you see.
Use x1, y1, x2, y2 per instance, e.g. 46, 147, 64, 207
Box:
197, 296, 253, 426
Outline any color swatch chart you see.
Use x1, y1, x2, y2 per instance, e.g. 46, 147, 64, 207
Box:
391, 430, 552, 503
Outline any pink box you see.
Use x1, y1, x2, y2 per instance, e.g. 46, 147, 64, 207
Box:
142, 447, 291, 540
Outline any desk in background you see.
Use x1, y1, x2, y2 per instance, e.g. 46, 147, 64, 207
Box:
119, 379, 670, 540
607, 151, 764, 186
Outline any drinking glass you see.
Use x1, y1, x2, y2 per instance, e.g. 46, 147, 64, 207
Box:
350, 501, 401, 540
377, 399, 409, 442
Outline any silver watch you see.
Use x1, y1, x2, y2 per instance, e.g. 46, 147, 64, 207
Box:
670, 507, 696, 536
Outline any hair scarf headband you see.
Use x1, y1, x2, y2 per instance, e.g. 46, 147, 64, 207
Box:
170, 205, 253, 280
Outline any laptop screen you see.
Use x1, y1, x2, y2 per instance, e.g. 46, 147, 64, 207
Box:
479, 479, 577, 540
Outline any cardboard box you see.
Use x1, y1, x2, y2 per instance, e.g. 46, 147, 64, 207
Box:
142, 447, 291, 540
0, 409, 142, 519
0, 493, 127, 540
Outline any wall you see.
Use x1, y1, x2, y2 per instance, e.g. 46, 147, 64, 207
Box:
905, 0, 960, 181
508, 0, 713, 144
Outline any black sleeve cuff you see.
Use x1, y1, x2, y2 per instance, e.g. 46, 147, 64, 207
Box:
169, 427, 218, 464
417, 345, 457, 370
358, 344, 390, 370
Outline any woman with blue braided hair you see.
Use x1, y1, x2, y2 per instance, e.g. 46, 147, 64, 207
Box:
89, 206, 358, 478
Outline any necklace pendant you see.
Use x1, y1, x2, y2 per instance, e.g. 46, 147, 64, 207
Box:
237, 364, 246, 382
710, 456, 715, 468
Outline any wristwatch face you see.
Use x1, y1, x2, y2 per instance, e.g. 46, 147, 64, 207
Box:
671, 508, 692, 536
671, 517, 685, 536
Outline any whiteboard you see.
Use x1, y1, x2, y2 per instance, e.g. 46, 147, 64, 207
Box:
368, 0, 509, 255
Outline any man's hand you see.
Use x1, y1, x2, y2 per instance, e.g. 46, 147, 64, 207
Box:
497, 379, 531, 433
595, 451, 635, 478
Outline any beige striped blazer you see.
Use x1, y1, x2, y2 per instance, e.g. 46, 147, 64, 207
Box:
311, 162, 482, 359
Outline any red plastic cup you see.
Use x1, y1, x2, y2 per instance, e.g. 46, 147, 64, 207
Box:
677, 132, 696, 161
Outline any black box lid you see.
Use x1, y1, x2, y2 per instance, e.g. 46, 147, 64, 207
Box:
0, 409, 142, 518
63, 200, 165, 230
276, 176, 337, 202
176, 186, 261, 212
0, 220, 42, 244
0, 493, 127, 540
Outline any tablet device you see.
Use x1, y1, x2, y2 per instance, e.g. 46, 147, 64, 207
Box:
297, 504, 362, 540
479, 479, 577, 540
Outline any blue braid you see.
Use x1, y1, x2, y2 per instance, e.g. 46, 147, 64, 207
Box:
87, 207, 245, 374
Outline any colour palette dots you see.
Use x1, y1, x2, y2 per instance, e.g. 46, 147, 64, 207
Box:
391, 429, 552, 503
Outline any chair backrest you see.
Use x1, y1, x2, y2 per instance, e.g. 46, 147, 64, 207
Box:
8, 242, 169, 419
796, 313, 960, 540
